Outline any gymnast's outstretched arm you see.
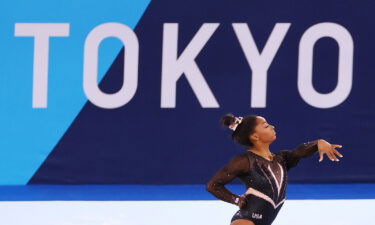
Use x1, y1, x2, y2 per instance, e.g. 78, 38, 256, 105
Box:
279, 139, 344, 170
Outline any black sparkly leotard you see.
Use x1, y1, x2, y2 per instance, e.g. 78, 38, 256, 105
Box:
206, 140, 319, 225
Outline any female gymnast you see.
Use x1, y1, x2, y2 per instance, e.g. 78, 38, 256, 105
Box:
206, 114, 343, 225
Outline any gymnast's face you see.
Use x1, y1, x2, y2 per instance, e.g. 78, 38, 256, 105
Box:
250, 116, 276, 143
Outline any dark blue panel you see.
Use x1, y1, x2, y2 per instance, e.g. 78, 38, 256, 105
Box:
29, 0, 375, 184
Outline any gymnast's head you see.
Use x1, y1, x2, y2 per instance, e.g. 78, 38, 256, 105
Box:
220, 114, 276, 147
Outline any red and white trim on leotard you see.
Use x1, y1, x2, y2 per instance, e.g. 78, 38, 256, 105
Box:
245, 187, 285, 209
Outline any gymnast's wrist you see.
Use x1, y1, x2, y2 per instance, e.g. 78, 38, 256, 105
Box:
235, 196, 247, 208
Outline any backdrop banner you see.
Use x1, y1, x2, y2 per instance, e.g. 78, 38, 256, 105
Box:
0, 0, 373, 184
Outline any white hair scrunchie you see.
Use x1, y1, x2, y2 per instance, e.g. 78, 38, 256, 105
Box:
229, 116, 243, 131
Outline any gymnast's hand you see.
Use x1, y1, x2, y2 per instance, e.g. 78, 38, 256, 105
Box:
237, 195, 248, 209
317, 139, 344, 162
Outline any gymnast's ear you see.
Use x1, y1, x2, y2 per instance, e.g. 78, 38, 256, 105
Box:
249, 133, 259, 142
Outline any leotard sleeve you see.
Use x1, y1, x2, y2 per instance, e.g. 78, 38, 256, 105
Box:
278, 140, 319, 170
206, 154, 250, 206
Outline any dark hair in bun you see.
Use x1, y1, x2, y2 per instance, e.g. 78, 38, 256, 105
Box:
220, 113, 258, 147
220, 114, 236, 127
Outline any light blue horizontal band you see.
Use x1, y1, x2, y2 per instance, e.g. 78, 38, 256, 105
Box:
0, 184, 374, 201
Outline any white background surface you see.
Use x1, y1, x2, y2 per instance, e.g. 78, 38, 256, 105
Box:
0, 200, 374, 225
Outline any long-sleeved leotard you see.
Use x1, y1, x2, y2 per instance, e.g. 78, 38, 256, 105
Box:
206, 140, 319, 225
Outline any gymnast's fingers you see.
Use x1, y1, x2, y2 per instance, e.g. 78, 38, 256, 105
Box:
332, 144, 343, 148
319, 151, 324, 162
333, 149, 343, 158
239, 197, 247, 209
325, 152, 335, 161
328, 151, 339, 161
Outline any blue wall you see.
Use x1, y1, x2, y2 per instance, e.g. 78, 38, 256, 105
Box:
0, 0, 374, 184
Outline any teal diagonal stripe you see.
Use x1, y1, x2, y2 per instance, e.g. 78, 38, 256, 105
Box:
0, 0, 151, 184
